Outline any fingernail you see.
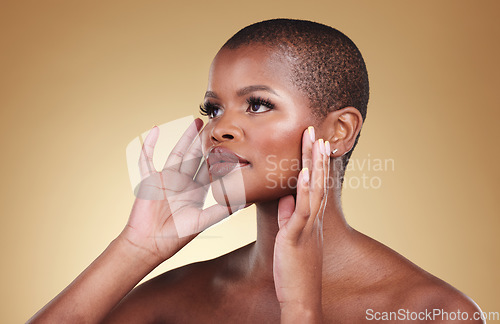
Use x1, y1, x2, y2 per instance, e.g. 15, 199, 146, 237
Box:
318, 139, 325, 155
302, 168, 309, 184
194, 118, 204, 132
325, 141, 331, 155
308, 126, 315, 143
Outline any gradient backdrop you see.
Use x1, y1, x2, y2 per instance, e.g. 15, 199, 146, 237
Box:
1, 1, 498, 322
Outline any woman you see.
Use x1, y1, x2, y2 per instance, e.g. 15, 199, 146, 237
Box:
30, 19, 482, 323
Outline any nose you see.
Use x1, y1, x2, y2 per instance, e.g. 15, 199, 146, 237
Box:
210, 110, 244, 144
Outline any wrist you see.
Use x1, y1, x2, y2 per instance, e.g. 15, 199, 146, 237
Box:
280, 302, 322, 324
113, 234, 164, 270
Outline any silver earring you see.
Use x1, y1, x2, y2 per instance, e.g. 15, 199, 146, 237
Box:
331, 148, 338, 154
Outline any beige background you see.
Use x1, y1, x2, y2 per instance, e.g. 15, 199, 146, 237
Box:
1, 0, 498, 322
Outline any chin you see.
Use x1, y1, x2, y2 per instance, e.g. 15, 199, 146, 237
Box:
211, 181, 297, 208
208, 168, 299, 207
210, 173, 248, 208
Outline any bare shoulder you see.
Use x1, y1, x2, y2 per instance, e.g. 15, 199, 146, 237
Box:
360, 278, 484, 323
373, 242, 483, 322
324, 232, 484, 323
396, 274, 484, 323
102, 242, 254, 323
102, 256, 221, 323
380, 242, 484, 322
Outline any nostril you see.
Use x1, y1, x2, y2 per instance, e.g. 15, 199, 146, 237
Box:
222, 134, 234, 139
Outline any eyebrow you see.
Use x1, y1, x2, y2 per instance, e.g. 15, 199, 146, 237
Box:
204, 85, 279, 99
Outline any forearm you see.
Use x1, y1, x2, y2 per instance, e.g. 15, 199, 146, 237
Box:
280, 302, 323, 324
279, 283, 323, 324
28, 236, 161, 324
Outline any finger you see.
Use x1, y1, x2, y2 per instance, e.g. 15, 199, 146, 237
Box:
280, 168, 310, 240
324, 142, 331, 193
179, 123, 205, 176
139, 126, 159, 180
277, 195, 295, 230
163, 118, 203, 172
301, 126, 315, 172
309, 139, 325, 220
318, 141, 331, 223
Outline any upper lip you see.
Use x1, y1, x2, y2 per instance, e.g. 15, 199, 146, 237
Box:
207, 146, 250, 166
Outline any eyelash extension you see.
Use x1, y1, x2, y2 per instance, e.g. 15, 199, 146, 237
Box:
199, 101, 220, 117
246, 96, 275, 110
199, 96, 275, 117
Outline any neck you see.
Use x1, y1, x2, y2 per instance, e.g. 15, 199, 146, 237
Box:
247, 186, 356, 282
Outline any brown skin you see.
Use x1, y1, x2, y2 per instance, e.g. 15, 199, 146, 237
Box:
30, 45, 483, 323
104, 46, 483, 322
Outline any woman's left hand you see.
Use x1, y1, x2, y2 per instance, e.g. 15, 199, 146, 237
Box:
273, 126, 330, 323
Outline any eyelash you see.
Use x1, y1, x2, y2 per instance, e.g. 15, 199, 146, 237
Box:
199, 96, 275, 118
247, 96, 275, 111
199, 101, 219, 117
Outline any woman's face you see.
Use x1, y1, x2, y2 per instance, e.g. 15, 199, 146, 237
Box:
201, 44, 318, 206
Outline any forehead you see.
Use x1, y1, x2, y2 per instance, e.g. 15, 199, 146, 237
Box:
208, 45, 295, 90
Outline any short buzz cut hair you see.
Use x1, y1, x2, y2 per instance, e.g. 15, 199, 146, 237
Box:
222, 18, 369, 182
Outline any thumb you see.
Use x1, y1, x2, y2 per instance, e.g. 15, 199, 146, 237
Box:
277, 195, 296, 229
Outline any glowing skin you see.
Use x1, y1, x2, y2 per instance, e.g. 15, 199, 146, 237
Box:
30, 43, 484, 324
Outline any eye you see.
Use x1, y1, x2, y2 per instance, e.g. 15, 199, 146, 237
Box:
199, 101, 223, 119
246, 96, 275, 114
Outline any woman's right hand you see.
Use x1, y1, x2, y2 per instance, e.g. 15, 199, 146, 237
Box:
119, 118, 237, 265
28, 118, 237, 324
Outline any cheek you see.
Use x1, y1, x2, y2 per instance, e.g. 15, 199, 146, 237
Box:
259, 160, 301, 194
253, 127, 304, 192
258, 125, 303, 169
210, 176, 248, 207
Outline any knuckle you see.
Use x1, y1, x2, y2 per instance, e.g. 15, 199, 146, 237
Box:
170, 150, 185, 159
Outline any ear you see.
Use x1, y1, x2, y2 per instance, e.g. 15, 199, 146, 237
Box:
320, 107, 363, 157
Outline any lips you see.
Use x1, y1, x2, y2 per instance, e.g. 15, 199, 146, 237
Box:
207, 146, 250, 178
